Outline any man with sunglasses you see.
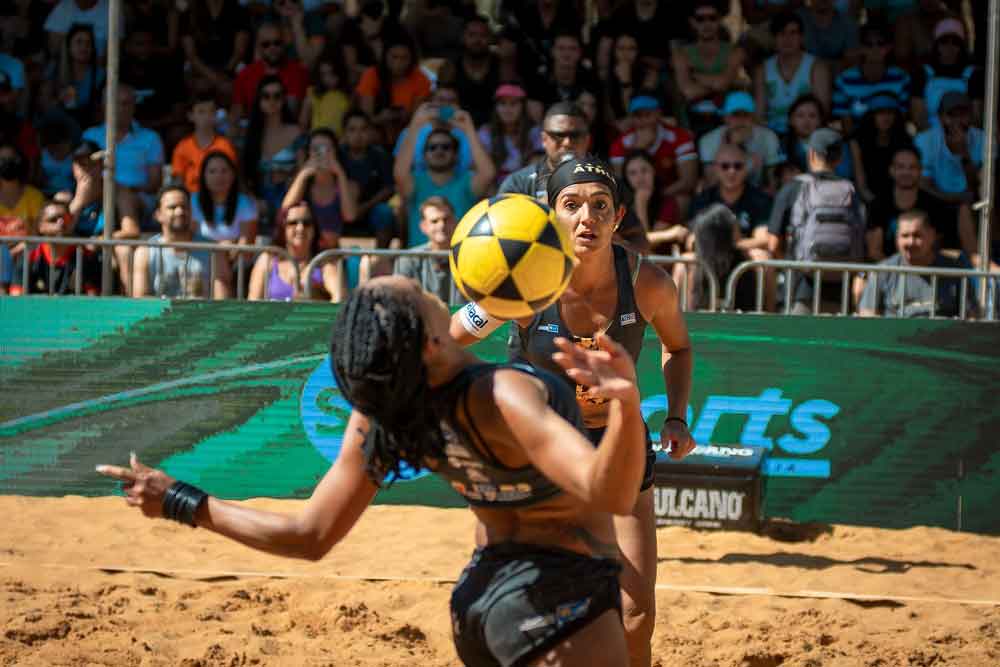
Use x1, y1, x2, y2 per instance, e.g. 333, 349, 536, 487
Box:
831, 20, 910, 135
497, 101, 590, 202
230, 20, 309, 126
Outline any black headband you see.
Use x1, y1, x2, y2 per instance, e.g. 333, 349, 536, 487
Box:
546, 156, 620, 208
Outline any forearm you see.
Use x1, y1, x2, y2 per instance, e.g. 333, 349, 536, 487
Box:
338, 179, 358, 221
282, 169, 313, 208
588, 397, 646, 514
663, 346, 693, 419
196, 498, 320, 560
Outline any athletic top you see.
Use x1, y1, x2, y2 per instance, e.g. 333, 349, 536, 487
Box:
425, 362, 581, 507
763, 53, 816, 135
511, 244, 647, 406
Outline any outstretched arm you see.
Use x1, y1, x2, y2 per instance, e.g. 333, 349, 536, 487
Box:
97, 411, 379, 561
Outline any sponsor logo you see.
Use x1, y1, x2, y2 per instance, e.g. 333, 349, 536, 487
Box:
691, 445, 755, 458
519, 597, 593, 632
654, 487, 746, 521
620, 312, 636, 326
464, 302, 488, 330
538, 323, 559, 334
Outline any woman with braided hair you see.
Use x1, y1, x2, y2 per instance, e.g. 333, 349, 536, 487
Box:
98, 274, 649, 667
452, 155, 696, 667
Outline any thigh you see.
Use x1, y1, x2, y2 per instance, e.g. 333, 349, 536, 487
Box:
612, 488, 658, 614
526, 609, 628, 667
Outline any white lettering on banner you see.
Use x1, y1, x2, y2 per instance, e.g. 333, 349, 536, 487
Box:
654, 487, 746, 520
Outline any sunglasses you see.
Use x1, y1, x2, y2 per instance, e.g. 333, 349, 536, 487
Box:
261, 40, 282, 49
426, 143, 454, 152
693, 13, 719, 22
543, 129, 586, 142
716, 161, 745, 172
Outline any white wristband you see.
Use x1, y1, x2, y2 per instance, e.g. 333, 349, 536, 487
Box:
458, 301, 505, 339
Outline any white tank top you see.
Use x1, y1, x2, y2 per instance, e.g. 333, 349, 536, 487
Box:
764, 52, 815, 135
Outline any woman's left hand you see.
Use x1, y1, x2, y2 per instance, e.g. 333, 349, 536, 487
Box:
660, 420, 695, 460
96, 453, 177, 519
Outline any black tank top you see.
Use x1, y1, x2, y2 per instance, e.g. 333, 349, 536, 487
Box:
510, 244, 647, 406
425, 362, 583, 507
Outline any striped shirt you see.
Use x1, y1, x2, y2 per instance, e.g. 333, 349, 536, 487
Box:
832, 66, 910, 119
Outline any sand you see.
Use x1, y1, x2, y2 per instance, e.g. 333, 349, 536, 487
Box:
2, 496, 998, 667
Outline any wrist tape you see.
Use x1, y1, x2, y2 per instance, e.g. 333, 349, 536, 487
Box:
458, 301, 506, 339
162, 481, 208, 527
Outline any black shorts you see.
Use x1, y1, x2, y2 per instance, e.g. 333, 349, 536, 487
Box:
451, 543, 622, 667
586, 424, 657, 492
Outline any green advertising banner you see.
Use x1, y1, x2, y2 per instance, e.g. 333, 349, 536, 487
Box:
1, 297, 998, 533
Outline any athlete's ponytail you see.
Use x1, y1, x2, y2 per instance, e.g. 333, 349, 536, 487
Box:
330, 284, 445, 483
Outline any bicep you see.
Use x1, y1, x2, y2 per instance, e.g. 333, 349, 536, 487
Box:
639, 264, 690, 354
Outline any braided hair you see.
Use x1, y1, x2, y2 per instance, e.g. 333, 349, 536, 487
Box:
329, 283, 446, 484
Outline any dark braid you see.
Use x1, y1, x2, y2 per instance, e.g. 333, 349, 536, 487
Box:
329, 284, 446, 484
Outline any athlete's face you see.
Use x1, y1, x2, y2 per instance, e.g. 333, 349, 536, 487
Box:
555, 182, 624, 257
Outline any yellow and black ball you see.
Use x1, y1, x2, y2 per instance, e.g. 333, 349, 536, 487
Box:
450, 194, 575, 320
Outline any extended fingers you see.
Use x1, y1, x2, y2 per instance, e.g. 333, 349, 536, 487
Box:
96, 464, 137, 482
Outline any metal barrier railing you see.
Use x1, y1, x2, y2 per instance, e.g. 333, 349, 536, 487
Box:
303, 248, 720, 312
724, 258, 997, 321
0, 236, 297, 300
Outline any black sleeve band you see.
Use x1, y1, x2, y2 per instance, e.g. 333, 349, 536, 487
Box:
162, 481, 208, 527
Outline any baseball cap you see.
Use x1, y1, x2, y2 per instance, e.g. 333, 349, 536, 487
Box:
807, 128, 842, 159
933, 17, 966, 41
866, 93, 900, 113
628, 95, 660, 114
494, 83, 526, 99
939, 91, 972, 114
720, 90, 755, 115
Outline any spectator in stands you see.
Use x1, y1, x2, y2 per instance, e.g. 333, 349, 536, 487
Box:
676, 203, 757, 311
192, 151, 258, 251
44, 0, 115, 59
271, 0, 336, 70
49, 23, 104, 129
0, 72, 38, 178
603, 33, 666, 136
915, 91, 984, 206
120, 24, 187, 146
393, 195, 463, 305
848, 93, 913, 203
768, 128, 864, 313
180, 0, 251, 103
126, 0, 179, 58
494, 23, 543, 102
8, 198, 99, 295
355, 29, 431, 134
753, 11, 831, 139
299, 43, 351, 135
575, 89, 612, 159
499, 101, 590, 201
529, 30, 602, 116
508, 0, 583, 74
394, 104, 495, 247
453, 16, 502, 128
594, 0, 679, 78
478, 84, 543, 191
393, 84, 473, 174
610, 96, 699, 219
248, 200, 344, 301
782, 93, 853, 181
893, 0, 956, 73
82, 83, 164, 238
859, 208, 974, 318
0, 142, 43, 264
242, 75, 305, 229
0, 36, 26, 117
406, 0, 465, 64
673, 0, 744, 137
910, 17, 978, 132
620, 150, 680, 255
831, 21, 910, 135
171, 92, 239, 195
740, 0, 806, 62
282, 128, 359, 249
38, 118, 76, 196
866, 146, 968, 261
338, 110, 396, 249
699, 91, 783, 188
132, 186, 230, 299
64, 139, 109, 288
232, 20, 310, 129
798, 0, 860, 69
335, 0, 404, 85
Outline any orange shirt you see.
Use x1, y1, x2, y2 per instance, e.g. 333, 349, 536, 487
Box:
170, 134, 239, 193
355, 66, 431, 114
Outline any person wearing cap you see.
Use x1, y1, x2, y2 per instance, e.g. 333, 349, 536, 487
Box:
910, 16, 979, 132
767, 127, 866, 314
610, 95, 698, 219
452, 15, 502, 128
752, 11, 831, 138
831, 20, 910, 135
453, 154, 695, 667
698, 90, 782, 188
914, 90, 986, 206
892, 0, 959, 72
477, 83, 542, 188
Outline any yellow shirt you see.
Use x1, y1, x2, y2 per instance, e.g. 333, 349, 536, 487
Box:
308, 88, 350, 136
0, 185, 44, 235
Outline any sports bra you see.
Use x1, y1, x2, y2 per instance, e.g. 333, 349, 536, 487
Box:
422, 362, 582, 507
510, 244, 647, 404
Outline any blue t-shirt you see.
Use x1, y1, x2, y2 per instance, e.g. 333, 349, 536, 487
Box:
394, 124, 472, 173
0, 244, 12, 285
915, 126, 985, 194
408, 170, 476, 247
82, 122, 164, 189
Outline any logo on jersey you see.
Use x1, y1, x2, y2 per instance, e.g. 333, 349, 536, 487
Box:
538, 323, 559, 334
620, 312, 637, 326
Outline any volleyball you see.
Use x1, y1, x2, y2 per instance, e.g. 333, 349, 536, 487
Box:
450, 194, 576, 320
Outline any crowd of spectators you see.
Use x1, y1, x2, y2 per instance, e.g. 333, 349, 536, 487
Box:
0, 0, 995, 317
